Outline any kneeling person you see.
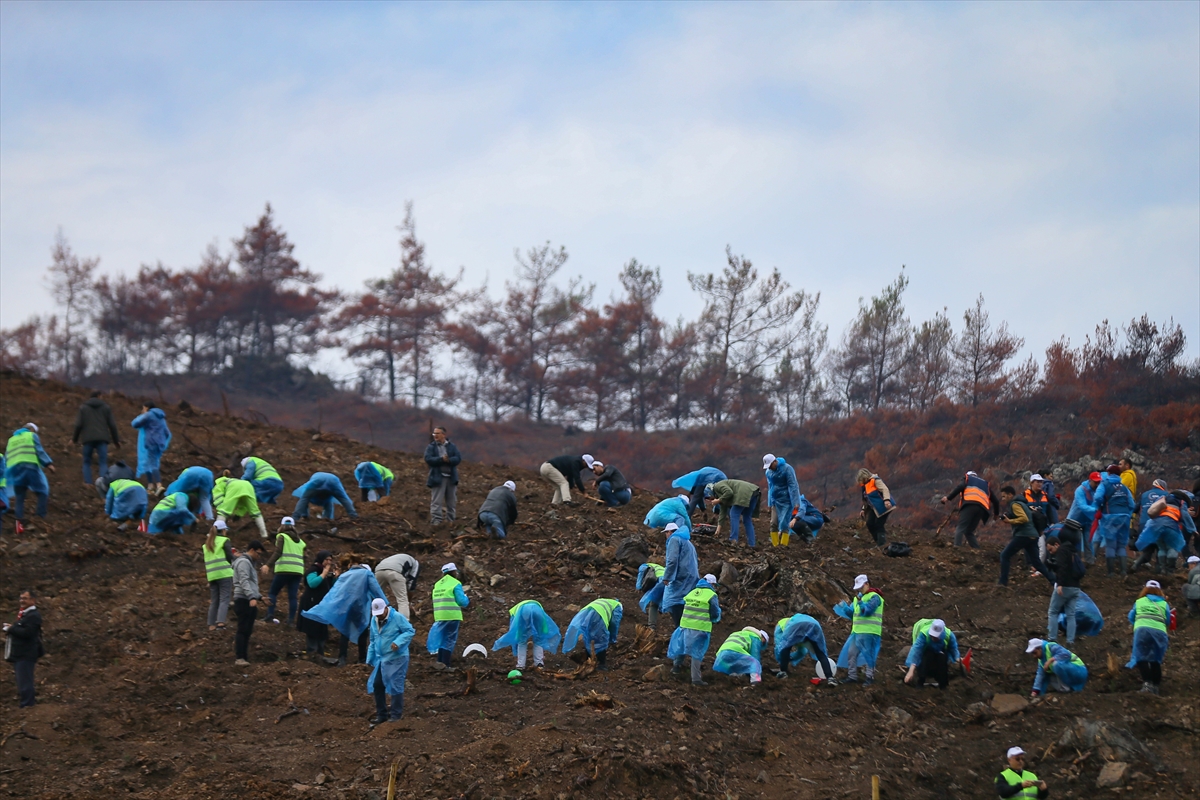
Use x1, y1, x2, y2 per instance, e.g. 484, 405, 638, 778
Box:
904, 618, 959, 689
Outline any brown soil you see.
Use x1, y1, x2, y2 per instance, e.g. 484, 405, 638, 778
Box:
1, 372, 1197, 799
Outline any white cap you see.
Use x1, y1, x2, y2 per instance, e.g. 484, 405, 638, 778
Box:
853, 574, 869, 590
591, 461, 604, 469
213, 519, 228, 531
371, 598, 388, 615
25, 422, 38, 433
929, 619, 946, 637
1145, 580, 1161, 590
1026, 638, 1044, 653
762, 454, 776, 470
1187, 556, 1200, 565
241, 457, 251, 467
442, 562, 457, 573
280, 516, 295, 526
677, 493, 692, 503
1030, 474, 1043, 482
742, 625, 768, 643
1007, 746, 1025, 759
503, 480, 516, 492
966, 470, 978, 477
703, 573, 718, 585
663, 522, 679, 532
582, 454, 595, 468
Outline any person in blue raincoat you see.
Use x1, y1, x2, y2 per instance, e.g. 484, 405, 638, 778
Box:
1136, 488, 1193, 574
167, 466, 215, 520
240, 457, 285, 504
366, 598, 415, 724
713, 627, 769, 685
1027, 638, 1087, 697
493, 599, 561, 669
667, 574, 721, 685
636, 560, 667, 629
4, 423, 54, 529
105, 479, 148, 524
561, 598, 622, 671
790, 495, 825, 541
834, 574, 883, 685
148, 491, 197, 534
427, 563, 469, 668
671, 466, 726, 516
1067, 472, 1102, 563
354, 461, 394, 501
1126, 581, 1172, 695
773, 613, 832, 682
903, 619, 959, 690
644, 494, 692, 532
302, 559, 386, 666
1055, 591, 1104, 638
131, 404, 171, 496
1094, 466, 1137, 576
660, 522, 699, 628
763, 454, 801, 547
292, 472, 358, 521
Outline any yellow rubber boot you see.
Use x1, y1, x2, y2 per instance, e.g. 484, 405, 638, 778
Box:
780, 532, 791, 547
770, 531, 780, 547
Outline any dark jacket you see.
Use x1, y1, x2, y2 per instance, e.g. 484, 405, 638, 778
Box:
297, 571, 335, 637
423, 441, 462, 487
547, 455, 588, 493
478, 486, 518, 526
73, 397, 120, 445
946, 480, 1001, 521
1003, 499, 1039, 539
1046, 541, 1082, 588
593, 465, 629, 493
5, 607, 44, 662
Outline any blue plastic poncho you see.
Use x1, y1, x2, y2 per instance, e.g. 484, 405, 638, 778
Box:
561, 602, 623, 655
353, 462, 392, 493
366, 608, 415, 696
905, 627, 960, 668
713, 632, 765, 677
5, 428, 52, 496
493, 600, 562, 656
766, 458, 801, 511
1137, 488, 1169, 532
131, 409, 171, 479
147, 491, 197, 534
638, 581, 665, 613
301, 565, 385, 641
1033, 643, 1088, 693
240, 460, 285, 503
1125, 596, 1170, 667
666, 580, 721, 660
425, 581, 469, 654
1094, 474, 1135, 553
644, 497, 692, 531
661, 530, 699, 612
1067, 483, 1100, 529
1057, 591, 1104, 638
793, 495, 824, 537
773, 614, 829, 670
292, 472, 357, 519
672, 467, 726, 493
167, 466, 214, 518
105, 482, 148, 520
834, 596, 883, 669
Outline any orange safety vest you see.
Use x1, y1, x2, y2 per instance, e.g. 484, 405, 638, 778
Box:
1024, 488, 1047, 505
1159, 503, 1182, 523
961, 475, 991, 510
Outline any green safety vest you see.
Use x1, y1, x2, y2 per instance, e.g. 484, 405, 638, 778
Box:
718, 630, 757, 656
5, 431, 38, 468
371, 462, 394, 483
584, 599, 620, 629
215, 478, 258, 515
246, 457, 281, 483
510, 599, 543, 616
851, 592, 884, 636
275, 533, 306, 574
1041, 643, 1084, 674
680, 587, 717, 632
109, 479, 142, 497
155, 492, 185, 512
1133, 596, 1169, 634
432, 575, 464, 621
644, 563, 665, 579
997, 769, 1040, 799
202, 536, 234, 581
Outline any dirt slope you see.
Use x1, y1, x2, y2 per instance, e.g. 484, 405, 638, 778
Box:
1, 372, 1197, 800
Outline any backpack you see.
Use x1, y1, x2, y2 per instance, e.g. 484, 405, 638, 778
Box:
1030, 506, 1049, 534
883, 542, 912, 558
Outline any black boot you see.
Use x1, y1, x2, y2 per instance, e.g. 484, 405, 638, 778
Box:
1132, 550, 1153, 572
1106, 557, 1115, 577
1119, 556, 1128, 576
1165, 556, 1177, 574
596, 650, 609, 672
389, 693, 404, 721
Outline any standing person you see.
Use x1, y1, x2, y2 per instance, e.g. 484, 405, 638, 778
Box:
997, 486, 1052, 586
660, 521, 699, 628
561, 598, 623, 672
941, 471, 1000, 549
636, 560, 667, 630
493, 599, 562, 670
427, 563, 469, 669
1068, 472, 1103, 564
424, 427, 461, 526
301, 556, 385, 666
764, 454, 801, 547
166, 467, 216, 520
994, 747, 1049, 800
773, 614, 833, 683
105, 478, 148, 527
4, 423, 55, 533
202, 520, 235, 632
1025, 475, 1051, 561
73, 391, 120, 486
1118, 457, 1138, 499
538, 453, 594, 506
643, 494, 693, 533
354, 461, 394, 502
147, 490, 198, 534
374, 553, 419, 619
712, 628, 770, 685
263, 518, 306, 625
3, 590, 44, 708
671, 466, 726, 516
231, 540, 265, 666
477, 481, 518, 540
1126, 580, 1173, 694
366, 598, 415, 724
131, 404, 171, 496
239, 457, 284, 504
667, 574, 721, 685
1044, 536, 1084, 645
1094, 466, 1137, 576
1026, 638, 1088, 697
297, 551, 338, 659
590, 461, 632, 507
1183, 555, 1200, 617
834, 574, 884, 686
707, 479, 762, 548
1041, 469, 1062, 525
292, 472, 358, 521
1132, 479, 1171, 572
214, 471, 269, 539
903, 619, 959, 690
856, 468, 894, 547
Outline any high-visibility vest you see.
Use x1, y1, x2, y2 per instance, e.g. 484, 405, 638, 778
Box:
644, 563, 666, 579
275, 533, 306, 574
510, 599, 542, 616
246, 457, 281, 483
202, 536, 234, 581
5, 431, 38, 468
216, 478, 258, 515
1041, 643, 1084, 673
863, 477, 883, 503
718, 630, 756, 656
851, 592, 884, 636
371, 462, 395, 483
1024, 488, 1047, 505
997, 769, 1040, 799
432, 575, 464, 621
680, 587, 717, 632
1158, 502, 1182, 523
962, 474, 991, 510
584, 599, 620, 630
155, 492, 186, 513
110, 479, 142, 497
1133, 596, 1169, 634
213, 477, 229, 507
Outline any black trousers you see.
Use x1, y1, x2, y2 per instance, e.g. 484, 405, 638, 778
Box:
954, 504, 988, 548
865, 509, 887, 546
234, 598, 257, 661
1136, 660, 1162, 685
338, 630, 370, 662
13, 659, 36, 707
666, 605, 684, 627
999, 537, 1049, 584
915, 647, 950, 689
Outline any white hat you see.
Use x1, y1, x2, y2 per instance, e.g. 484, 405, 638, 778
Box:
966, 470, 978, 477
663, 522, 679, 532
213, 519, 227, 531
241, 457, 251, 467
582, 454, 595, 468
591, 461, 604, 469
280, 516, 295, 527
1026, 638, 1044, 653
1007, 746, 1025, 759
442, 562, 457, 573
1145, 580, 1161, 590
371, 598, 388, 615
703, 573, 718, 585
762, 454, 776, 470
929, 619, 946, 637
853, 574, 869, 590
742, 625, 768, 644
677, 494, 692, 503
1187, 556, 1200, 565
25, 422, 38, 433
503, 480, 516, 492
1030, 474, 1044, 482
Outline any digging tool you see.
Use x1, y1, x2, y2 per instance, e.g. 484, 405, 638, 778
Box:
935, 508, 959, 537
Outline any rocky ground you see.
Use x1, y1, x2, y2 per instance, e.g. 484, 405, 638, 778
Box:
1, 372, 1197, 800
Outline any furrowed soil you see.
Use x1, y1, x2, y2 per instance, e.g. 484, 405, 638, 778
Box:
1, 372, 1197, 800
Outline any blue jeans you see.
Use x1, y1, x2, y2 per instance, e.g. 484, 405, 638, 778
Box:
728, 506, 756, 547
597, 481, 631, 507
1048, 586, 1081, 643
13, 489, 48, 520
267, 573, 301, 623
479, 511, 507, 539
81, 442, 108, 484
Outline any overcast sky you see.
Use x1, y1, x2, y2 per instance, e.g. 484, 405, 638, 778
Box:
2, 1, 1197, 375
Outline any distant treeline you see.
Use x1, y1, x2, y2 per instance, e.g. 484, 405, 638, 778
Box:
2, 203, 1194, 429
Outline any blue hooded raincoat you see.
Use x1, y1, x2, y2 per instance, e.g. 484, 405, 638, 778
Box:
292, 472, 358, 520
366, 608, 415, 696
661, 528, 699, 613
493, 600, 562, 656
666, 579, 721, 660
131, 409, 171, 479
302, 566, 386, 642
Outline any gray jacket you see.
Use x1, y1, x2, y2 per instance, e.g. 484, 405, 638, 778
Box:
232, 554, 261, 600
1185, 566, 1200, 601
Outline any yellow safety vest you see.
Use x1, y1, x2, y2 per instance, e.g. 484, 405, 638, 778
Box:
680, 587, 716, 632
997, 769, 1040, 799
109, 479, 142, 496
852, 592, 884, 636
718, 630, 757, 656
5, 431, 38, 467
202, 536, 234, 581
510, 599, 542, 616
371, 462, 394, 483
275, 533, 306, 575
1133, 596, 1168, 634
584, 599, 620, 629
645, 563, 666, 579
432, 575, 464, 621
246, 457, 281, 483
